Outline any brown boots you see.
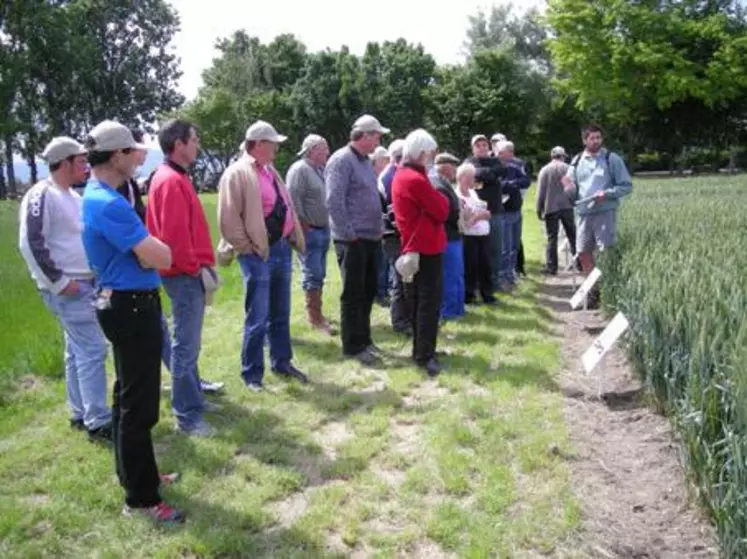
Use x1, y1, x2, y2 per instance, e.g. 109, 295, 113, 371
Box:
305, 289, 335, 335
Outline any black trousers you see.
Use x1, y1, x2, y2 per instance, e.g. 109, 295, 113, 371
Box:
545, 209, 577, 272
97, 290, 163, 508
404, 254, 443, 364
517, 240, 525, 275
463, 235, 493, 301
382, 236, 412, 332
335, 240, 378, 355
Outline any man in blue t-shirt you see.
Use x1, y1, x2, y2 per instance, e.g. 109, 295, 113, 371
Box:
81, 120, 184, 525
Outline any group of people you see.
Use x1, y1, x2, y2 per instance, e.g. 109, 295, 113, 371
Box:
17, 111, 632, 526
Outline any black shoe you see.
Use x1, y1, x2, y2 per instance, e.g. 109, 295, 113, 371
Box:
482, 295, 497, 305
273, 364, 309, 384
88, 422, 113, 445
418, 358, 442, 377
70, 418, 85, 431
393, 325, 413, 337
246, 382, 264, 393
540, 267, 557, 276
346, 348, 381, 367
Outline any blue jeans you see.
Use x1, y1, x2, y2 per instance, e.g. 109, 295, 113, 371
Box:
40, 281, 110, 430
441, 240, 465, 319
160, 314, 172, 372
489, 214, 503, 288
238, 239, 293, 385
375, 243, 391, 299
162, 275, 205, 431
299, 227, 330, 292
500, 211, 522, 283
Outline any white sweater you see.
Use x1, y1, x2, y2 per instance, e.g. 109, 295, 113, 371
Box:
18, 179, 92, 294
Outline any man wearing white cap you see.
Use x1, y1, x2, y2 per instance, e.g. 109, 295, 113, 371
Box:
81, 120, 182, 524
218, 120, 307, 391
286, 133, 334, 334
18, 137, 112, 443
537, 146, 576, 275
325, 114, 389, 366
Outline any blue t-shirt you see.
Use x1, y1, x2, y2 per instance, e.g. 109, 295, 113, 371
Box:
82, 179, 160, 290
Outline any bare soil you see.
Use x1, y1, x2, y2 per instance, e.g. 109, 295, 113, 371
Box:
540, 272, 718, 559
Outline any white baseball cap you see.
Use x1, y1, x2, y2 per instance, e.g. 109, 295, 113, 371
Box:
245, 120, 287, 143
41, 137, 87, 165
471, 134, 489, 146
387, 139, 405, 159
86, 120, 147, 152
371, 146, 390, 161
491, 133, 507, 143
551, 146, 567, 158
352, 114, 390, 134
297, 134, 326, 156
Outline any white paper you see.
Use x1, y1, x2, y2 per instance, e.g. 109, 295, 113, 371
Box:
582, 312, 630, 373
570, 267, 602, 310
501, 194, 510, 204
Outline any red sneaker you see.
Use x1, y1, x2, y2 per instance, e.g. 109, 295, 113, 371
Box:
123, 501, 185, 524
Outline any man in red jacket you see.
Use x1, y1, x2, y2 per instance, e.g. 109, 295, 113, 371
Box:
392, 129, 449, 376
146, 120, 217, 437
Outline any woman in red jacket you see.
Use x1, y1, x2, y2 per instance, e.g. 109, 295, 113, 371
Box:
391, 129, 450, 376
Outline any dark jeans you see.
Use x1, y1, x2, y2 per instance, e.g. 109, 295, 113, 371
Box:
382, 236, 412, 331
545, 209, 577, 273
97, 290, 162, 509
463, 234, 493, 301
237, 239, 293, 385
335, 239, 378, 355
488, 214, 503, 289
405, 253, 443, 364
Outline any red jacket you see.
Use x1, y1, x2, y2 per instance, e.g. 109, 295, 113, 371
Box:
146, 161, 215, 277
392, 163, 449, 255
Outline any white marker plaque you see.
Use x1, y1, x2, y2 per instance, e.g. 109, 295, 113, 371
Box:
570, 267, 602, 310
582, 312, 629, 373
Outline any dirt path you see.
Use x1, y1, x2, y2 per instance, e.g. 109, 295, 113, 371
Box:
540, 272, 718, 559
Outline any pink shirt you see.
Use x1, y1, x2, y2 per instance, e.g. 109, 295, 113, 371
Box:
257, 164, 294, 238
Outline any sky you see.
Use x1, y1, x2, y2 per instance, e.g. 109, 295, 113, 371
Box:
169, 0, 543, 100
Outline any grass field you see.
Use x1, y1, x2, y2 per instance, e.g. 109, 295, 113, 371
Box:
0, 192, 581, 557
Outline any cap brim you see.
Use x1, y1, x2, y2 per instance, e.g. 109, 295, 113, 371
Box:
132, 142, 148, 151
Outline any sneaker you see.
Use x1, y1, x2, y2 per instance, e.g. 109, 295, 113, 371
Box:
177, 419, 214, 438
367, 343, 383, 356
200, 379, 225, 394
246, 382, 264, 393
70, 418, 85, 431
159, 472, 180, 488
88, 422, 113, 445
123, 501, 185, 524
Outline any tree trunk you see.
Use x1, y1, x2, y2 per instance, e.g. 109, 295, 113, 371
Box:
0, 160, 6, 200
728, 145, 737, 174
27, 154, 37, 185
5, 136, 16, 198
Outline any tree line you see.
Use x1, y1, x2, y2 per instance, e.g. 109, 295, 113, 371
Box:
1, 0, 746, 198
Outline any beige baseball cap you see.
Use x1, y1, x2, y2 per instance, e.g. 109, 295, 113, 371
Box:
41, 137, 87, 165
551, 146, 567, 158
297, 134, 326, 156
471, 134, 489, 146
86, 120, 147, 152
352, 114, 390, 134
245, 120, 287, 143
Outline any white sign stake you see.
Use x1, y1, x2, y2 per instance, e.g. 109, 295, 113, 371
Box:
570, 267, 602, 310
582, 312, 629, 374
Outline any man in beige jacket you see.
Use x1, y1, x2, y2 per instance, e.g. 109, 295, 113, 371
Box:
217, 120, 307, 391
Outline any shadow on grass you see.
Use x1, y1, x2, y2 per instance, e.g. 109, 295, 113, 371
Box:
167, 490, 344, 558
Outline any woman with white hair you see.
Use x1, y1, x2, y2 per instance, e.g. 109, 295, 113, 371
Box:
456, 162, 496, 304
391, 129, 449, 376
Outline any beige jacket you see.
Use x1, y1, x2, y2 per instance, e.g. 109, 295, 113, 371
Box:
217, 153, 305, 265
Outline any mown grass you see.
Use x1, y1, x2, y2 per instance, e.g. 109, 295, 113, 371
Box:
0, 192, 580, 557
599, 174, 747, 558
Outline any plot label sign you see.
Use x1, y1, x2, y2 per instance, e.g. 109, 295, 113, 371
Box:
570, 267, 602, 310
582, 312, 630, 373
